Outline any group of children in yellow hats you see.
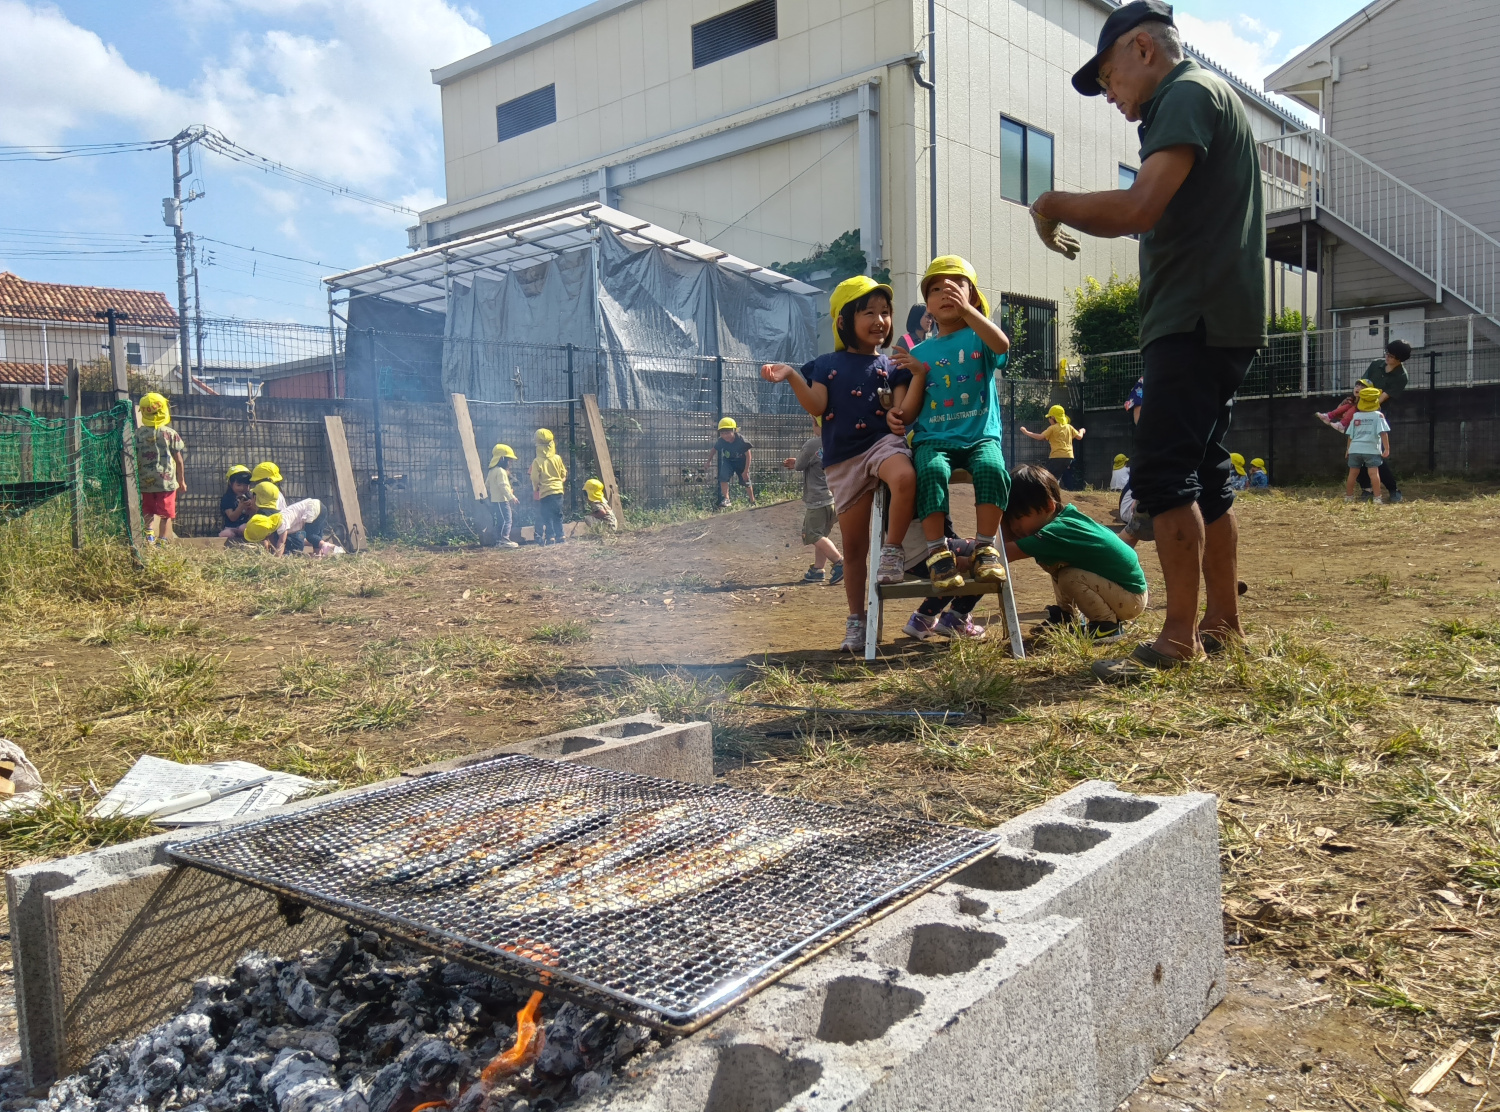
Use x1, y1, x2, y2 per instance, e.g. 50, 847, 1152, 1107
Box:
763, 256, 1149, 651
481, 429, 617, 547
214, 459, 336, 556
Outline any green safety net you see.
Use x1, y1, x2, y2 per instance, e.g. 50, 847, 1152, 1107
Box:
0, 402, 136, 542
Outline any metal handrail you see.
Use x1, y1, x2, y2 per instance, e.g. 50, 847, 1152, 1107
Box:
1258, 128, 1500, 325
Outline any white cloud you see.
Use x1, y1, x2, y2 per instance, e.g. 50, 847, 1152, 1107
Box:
0, 1, 182, 143
0, 0, 488, 198
1177, 12, 1315, 122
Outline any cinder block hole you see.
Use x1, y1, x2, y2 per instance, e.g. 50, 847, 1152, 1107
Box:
1080, 796, 1159, 823
704, 1044, 822, 1112
556, 736, 606, 754
957, 894, 989, 917
904, 923, 1005, 977
596, 721, 659, 738
815, 977, 924, 1044
1023, 822, 1110, 855
951, 853, 1055, 891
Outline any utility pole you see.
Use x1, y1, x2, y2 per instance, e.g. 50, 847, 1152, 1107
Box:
190, 233, 205, 381
164, 128, 205, 398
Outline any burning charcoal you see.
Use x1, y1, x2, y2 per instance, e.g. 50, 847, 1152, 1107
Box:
142, 1053, 184, 1099
571, 1071, 608, 1098
335, 1001, 376, 1033
278, 969, 322, 1024
366, 1036, 471, 1112
262, 1048, 343, 1112
611, 1026, 649, 1061
366, 1020, 410, 1059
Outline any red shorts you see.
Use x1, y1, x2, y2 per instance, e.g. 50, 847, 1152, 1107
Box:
142, 490, 177, 519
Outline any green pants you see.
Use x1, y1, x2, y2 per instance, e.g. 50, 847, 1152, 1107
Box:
914, 439, 1010, 520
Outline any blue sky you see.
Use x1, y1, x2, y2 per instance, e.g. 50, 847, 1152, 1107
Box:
0, 0, 1360, 324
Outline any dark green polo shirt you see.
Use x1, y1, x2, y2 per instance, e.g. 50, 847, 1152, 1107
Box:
1137, 60, 1266, 350
1364, 358, 1409, 401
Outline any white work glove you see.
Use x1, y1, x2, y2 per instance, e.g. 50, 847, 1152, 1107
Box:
1030, 208, 1081, 260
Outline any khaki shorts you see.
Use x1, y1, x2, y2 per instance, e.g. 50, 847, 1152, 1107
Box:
801, 504, 837, 545
822, 434, 913, 514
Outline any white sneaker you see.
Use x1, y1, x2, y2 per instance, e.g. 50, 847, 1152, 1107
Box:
875, 543, 906, 585
840, 614, 867, 653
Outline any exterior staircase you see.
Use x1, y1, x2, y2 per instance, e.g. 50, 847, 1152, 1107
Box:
1258, 128, 1500, 343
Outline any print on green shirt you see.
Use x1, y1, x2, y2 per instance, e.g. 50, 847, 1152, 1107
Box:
909, 327, 1007, 447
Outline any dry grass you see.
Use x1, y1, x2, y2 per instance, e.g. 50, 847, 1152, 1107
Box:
1, 482, 1499, 1054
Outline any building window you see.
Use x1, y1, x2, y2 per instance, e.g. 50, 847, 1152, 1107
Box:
126, 341, 143, 366
998, 293, 1058, 377
692, 0, 777, 69
496, 85, 557, 143
1000, 117, 1053, 205
1118, 164, 1137, 190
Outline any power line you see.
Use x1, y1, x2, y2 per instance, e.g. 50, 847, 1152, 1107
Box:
0, 139, 172, 162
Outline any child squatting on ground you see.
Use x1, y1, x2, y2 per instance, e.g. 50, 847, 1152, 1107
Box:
887, 255, 1012, 593
219, 465, 255, 539
784, 419, 844, 584
1345, 387, 1392, 503
485, 443, 521, 548
584, 479, 618, 532
135, 393, 186, 543
709, 419, 755, 508
761, 275, 917, 652
530, 428, 568, 545
1003, 464, 1149, 640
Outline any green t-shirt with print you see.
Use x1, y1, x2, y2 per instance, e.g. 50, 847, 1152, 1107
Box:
1016, 504, 1147, 594
907, 327, 1006, 447
1136, 60, 1266, 350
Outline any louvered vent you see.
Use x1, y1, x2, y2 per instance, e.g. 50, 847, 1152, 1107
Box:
496, 85, 557, 143
692, 0, 777, 69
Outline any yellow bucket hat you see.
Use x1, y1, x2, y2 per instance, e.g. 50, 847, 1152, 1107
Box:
535, 428, 555, 445
1229, 452, 1247, 475
1357, 387, 1382, 411
138, 392, 170, 428
919, 256, 990, 318
253, 481, 281, 509
829, 275, 895, 351
1047, 404, 1069, 425
226, 465, 251, 483
244, 512, 282, 544
251, 461, 282, 484
490, 443, 517, 467
717, 417, 738, 431
1250, 458, 1266, 470
1113, 454, 1129, 470
584, 478, 606, 501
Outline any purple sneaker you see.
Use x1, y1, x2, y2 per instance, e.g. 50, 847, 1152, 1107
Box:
935, 611, 986, 640
903, 611, 938, 640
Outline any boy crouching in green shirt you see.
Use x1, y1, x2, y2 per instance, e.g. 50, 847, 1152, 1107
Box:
1003, 463, 1148, 641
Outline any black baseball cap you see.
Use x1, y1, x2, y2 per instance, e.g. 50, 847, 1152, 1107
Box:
1072, 0, 1175, 96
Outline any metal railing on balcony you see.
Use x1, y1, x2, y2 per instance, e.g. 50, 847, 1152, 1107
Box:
1258, 129, 1500, 326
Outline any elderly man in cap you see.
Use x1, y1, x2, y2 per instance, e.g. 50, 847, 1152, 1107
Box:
1027, 0, 1265, 682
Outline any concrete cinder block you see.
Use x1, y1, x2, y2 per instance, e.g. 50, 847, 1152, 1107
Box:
7, 714, 712, 1088
404, 712, 714, 784
944, 780, 1224, 1112
581, 903, 1099, 1112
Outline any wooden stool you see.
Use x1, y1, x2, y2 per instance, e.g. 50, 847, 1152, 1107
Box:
863, 472, 1025, 661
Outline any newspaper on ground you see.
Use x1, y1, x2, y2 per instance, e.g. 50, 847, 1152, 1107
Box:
93, 755, 330, 826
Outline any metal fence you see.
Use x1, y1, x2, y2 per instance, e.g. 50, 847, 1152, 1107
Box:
1073, 313, 1500, 412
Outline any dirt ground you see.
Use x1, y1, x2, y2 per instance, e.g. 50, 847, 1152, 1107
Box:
3, 484, 1500, 1110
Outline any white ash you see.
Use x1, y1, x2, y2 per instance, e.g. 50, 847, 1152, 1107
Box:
19, 930, 657, 1112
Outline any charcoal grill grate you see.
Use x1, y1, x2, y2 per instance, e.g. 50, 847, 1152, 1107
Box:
169, 755, 998, 1029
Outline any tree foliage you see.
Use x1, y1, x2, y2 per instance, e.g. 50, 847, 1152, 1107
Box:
772, 230, 890, 289
1068, 273, 1140, 357
1267, 307, 1312, 335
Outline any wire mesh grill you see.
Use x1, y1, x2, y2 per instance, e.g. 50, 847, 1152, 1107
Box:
169, 755, 999, 1028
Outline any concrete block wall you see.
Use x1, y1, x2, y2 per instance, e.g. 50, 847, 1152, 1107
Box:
578, 780, 1222, 1112
7, 714, 711, 1088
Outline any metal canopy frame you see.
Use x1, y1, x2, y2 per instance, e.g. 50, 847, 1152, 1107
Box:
323, 202, 821, 311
